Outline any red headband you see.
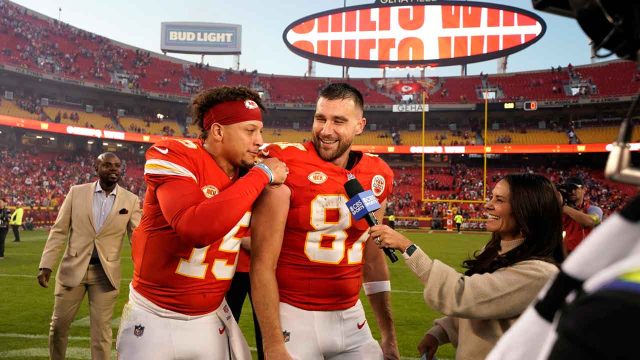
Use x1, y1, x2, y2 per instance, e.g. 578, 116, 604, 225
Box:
203, 99, 262, 130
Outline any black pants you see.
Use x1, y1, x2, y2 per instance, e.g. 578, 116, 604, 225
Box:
225, 271, 264, 359
11, 225, 20, 242
0, 227, 7, 256
456, 223, 461, 232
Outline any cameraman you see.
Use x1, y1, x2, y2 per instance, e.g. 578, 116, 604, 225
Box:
559, 177, 603, 255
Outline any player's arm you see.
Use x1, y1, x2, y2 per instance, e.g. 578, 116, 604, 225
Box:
154, 168, 270, 248
250, 184, 292, 359
363, 200, 400, 360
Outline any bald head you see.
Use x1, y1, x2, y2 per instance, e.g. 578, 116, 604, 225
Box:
95, 152, 122, 190
97, 152, 119, 164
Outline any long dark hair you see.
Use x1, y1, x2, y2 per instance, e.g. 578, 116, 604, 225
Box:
462, 173, 564, 275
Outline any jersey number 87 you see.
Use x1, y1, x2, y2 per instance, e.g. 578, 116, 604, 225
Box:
305, 195, 367, 265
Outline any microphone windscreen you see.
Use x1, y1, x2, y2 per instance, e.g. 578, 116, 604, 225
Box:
344, 178, 365, 198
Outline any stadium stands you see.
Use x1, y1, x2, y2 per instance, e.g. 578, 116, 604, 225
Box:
0, 0, 636, 232
1, 0, 639, 106
387, 163, 632, 222
0, 148, 145, 227
0, 99, 41, 120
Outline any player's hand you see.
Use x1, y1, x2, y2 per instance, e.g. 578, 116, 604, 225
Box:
368, 225, 412, 252
264, 346, 293, 360
261, 157, 288, 185
37, 268, 52, 288
417, 333, 439, 360
381, 337, 400, 360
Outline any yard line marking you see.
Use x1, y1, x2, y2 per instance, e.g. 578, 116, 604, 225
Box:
392, 289, 423, 294
0, 274, 32, 278
0, 333, 262, 360
0, 333, 89, 340
0, 333, 441, 359
0, 347, 95, 359
72, 316, 121, 328
0, 274, 425, 294
0, 273, 133, 282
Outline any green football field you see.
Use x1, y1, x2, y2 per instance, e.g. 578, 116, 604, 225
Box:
0, 229, 488, 360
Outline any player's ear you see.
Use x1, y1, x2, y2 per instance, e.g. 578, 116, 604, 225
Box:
209, 123, 224, 141
355, 117, 366, 135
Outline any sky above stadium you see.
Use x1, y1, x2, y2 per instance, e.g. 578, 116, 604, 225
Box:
12, 0, 619, 78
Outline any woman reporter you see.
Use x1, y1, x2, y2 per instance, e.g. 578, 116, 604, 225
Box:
369, 173, 564, 360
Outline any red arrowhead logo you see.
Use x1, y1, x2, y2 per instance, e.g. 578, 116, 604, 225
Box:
218, 327, 225, 334
357, 320, 367, 329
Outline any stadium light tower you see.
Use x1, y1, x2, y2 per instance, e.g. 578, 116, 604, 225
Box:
497, 56, 508, 74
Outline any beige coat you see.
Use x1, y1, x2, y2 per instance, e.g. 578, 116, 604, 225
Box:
39, 182, 141, 290
406, 239, 559, 360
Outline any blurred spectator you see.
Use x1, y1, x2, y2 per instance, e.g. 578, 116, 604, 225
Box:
9, 200, 23, 242
0, 198, 10, 259
560, 176, 603, 255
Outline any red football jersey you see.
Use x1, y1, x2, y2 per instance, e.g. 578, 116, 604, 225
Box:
132, 138, 268, 315
265, 142, 394, 311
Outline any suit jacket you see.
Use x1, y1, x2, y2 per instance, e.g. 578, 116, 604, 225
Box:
39, 182, 142, 290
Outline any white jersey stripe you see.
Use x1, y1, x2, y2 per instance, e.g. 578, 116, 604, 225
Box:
144, 159, 197, 182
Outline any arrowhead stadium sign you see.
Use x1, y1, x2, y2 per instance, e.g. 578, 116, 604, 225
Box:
283, 1, 545, 67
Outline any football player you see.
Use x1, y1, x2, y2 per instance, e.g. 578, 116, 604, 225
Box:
251, 83, 400, 360
116, 86, 288, 359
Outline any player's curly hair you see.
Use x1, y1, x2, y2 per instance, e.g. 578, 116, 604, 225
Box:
190, 85, 265, 140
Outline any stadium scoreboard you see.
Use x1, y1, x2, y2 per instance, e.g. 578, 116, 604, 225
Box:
486, 101, 537, 111
523, 101, 538, 111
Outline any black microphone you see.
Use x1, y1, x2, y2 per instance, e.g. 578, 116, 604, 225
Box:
344, 178, 398, 263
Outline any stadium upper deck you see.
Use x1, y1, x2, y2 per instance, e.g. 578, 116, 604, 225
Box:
1, 0, 639, 106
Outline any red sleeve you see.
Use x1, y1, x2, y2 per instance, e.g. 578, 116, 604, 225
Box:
155, 168, 269, 248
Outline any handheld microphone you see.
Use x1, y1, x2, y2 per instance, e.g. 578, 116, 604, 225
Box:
344, 178, 398, 263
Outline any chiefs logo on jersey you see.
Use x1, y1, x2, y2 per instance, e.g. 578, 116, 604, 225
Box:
244, 100, 258, 109
308, 171, 328, 185
371, 175, 386, 197
201, 185, 219, 198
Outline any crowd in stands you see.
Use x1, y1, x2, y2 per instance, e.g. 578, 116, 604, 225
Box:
495, 134, 512, 144
53, 110, 79, 123
387, 162, 632, 228
0, 142, 632, 232
2, 0, 639, 108
15, 95, 45, 119
0, 148, 145, 227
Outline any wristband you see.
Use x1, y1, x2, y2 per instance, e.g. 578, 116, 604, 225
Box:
254, 163, 273, 184
363, 280, 391, 295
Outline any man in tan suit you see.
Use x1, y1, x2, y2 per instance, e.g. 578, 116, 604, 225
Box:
37, 152, 142, 360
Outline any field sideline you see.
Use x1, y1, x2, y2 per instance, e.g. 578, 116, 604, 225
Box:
0, 229, 488, 359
